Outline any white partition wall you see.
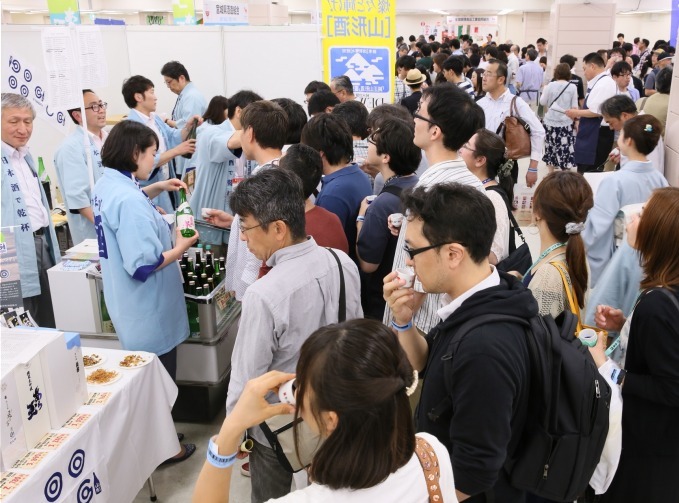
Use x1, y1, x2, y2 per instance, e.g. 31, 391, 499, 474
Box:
665, 70, 679, 187
1, 24, 322, 189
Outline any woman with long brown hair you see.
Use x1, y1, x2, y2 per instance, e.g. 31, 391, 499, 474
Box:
521, 171, 594, 318
592, 187, 679, 502
193, 319, 455, 502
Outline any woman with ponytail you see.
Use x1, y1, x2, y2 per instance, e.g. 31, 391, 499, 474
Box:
193, 319, 455, 503
523, 171, 594, 318
460, 129, 515, 264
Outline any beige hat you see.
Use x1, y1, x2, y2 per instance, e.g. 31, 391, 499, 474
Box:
405, 69, 426, 86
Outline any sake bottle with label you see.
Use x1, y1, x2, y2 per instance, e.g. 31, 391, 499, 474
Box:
182, 119, 198, 159
176, 188, 196, 238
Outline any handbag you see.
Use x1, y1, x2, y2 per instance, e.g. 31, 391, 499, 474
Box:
258, 248, 347, 473
551, 261, 607, 337
497, 96, 531, 160
496, 208, 533, 274
415, 436, 444, 502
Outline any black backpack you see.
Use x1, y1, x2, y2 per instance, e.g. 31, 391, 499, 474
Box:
435, 310, 611, 502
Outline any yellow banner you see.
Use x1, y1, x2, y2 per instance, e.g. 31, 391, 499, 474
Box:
321, 0, 395, 108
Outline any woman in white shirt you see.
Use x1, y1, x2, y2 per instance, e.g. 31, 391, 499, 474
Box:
460, 129, 514, 265
193, 319, 456, 503
540, 63, 579, 172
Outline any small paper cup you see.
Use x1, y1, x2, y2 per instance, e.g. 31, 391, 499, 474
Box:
395, 267, 415, 289
366, 195, 377, 204
578, 328, 598, 348
278, 378, 297, 406
390, 213, 404, 227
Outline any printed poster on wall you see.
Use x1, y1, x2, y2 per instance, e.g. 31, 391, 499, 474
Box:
47, 0, 81, 25
1, 53, 69, 133
172, 0, 197, 25
203, 2, 249, 26
321, 0, 395, 109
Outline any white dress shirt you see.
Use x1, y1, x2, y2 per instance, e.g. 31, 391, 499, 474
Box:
584, 71, 617, 127
477, 88, 546, 161
437, 266, 501, 321
2, 142, 49, 230
134, 111, 167, 154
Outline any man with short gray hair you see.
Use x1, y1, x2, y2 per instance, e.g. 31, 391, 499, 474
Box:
224, 168, 362, 502
330, 75, 356, 102
1, 93, 60, 327
516, 48, 543, 107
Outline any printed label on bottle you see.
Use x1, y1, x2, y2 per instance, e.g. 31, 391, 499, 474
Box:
177, 214, 195, 230
177, 202, 190, 212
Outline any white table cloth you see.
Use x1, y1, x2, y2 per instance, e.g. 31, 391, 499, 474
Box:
2, 348, 179, 502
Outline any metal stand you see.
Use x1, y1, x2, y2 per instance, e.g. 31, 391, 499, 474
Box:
147, 475, 157, 502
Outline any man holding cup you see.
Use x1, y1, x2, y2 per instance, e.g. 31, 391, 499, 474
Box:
384, 182, 539, 502
382, 83, 485, 334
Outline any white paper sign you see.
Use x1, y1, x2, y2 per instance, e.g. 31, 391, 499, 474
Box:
41, 27, 81, 109
75, 26, 108, 88
203, 1, 249, 25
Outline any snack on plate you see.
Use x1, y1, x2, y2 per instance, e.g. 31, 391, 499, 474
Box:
87, 369, 119, 385
119, 354, 147, 368
83, 354, 103, 367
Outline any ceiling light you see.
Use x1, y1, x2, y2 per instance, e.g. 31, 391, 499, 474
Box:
428, 9, 449, 15
497, 9, 515, 15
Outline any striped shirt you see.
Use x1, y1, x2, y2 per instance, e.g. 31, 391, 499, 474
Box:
383, 159, 483, 334
457, 80, 475, 98
394, 78, 413, 104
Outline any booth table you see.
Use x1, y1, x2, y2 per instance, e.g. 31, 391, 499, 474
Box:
1, 348, 180, 502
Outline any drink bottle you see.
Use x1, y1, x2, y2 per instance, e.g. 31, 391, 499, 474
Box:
176, 188, 196, 238
182, 119, 197, 159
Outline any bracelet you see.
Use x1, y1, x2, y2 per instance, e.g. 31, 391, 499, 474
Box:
391, 319, 413, 331
527, 168, 538, 173
356, 215, 365, 222
207, 436, 238, 469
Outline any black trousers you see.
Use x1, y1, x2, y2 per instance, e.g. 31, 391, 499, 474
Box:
22, 233, 56, 328
577, 127, 615, 173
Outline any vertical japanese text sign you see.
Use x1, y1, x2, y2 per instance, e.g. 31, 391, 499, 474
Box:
321, 0, 395, 109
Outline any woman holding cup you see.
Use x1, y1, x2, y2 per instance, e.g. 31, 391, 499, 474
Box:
192, 319, 455, 502
590, 187, 679, 502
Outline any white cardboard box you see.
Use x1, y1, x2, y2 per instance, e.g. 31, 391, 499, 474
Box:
0, 345, 52, 454
3, 329, 87, 430
0, 361, 29, 470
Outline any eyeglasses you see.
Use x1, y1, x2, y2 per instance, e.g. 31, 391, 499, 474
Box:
404, 242, 459, 259
483, 72, 497, 79
163, 78, 175, 87
460, 142, 477, 154
239, 222, 264, 234
367, 128, 380, 146
413, 112, 439, 128
85, 102, 108, 112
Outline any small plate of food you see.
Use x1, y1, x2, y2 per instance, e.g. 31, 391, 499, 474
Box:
83, 353, 106, 369
86, 368, 121, 386
118, 353, 153, 369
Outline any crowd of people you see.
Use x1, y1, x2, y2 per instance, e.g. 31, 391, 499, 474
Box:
1, 28, 677, 503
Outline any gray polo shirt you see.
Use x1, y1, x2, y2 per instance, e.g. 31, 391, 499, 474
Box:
225, 237, 363, 446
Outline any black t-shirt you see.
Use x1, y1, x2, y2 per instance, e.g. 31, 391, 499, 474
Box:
357, 176, 418, 319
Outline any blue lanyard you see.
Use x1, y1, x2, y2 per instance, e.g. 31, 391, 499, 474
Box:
524, 242, 567, 276
481, 177, 494, 185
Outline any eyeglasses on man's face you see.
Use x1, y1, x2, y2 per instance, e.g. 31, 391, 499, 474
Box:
367, 128, 380, 146
413, 104, 440, 128
239, 222, 264, 234
85, 102, 108, 113
403, 242, 457, 260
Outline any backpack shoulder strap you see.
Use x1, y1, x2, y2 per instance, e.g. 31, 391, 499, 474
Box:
325, 248, 346, 322
427, 314, 531, 423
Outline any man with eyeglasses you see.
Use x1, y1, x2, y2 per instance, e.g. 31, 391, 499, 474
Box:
384, 182, 538, 503
478, 58, 545, 187
54, 89, 109, 244
224, 169, 362, 503
383, 83, 484, 335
